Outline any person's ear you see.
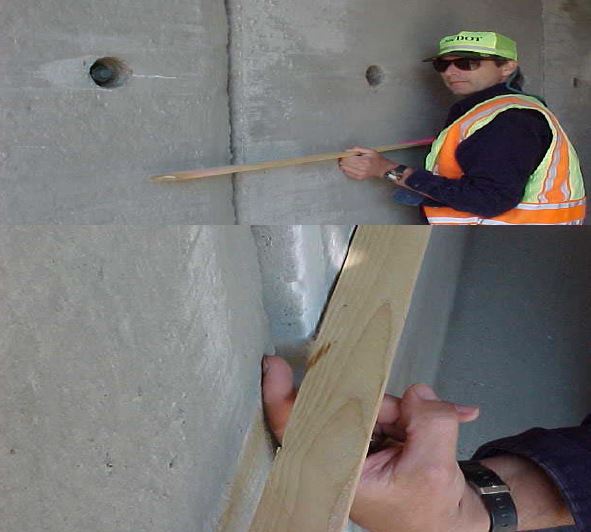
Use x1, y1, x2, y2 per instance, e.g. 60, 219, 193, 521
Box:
502, 61, 518, 79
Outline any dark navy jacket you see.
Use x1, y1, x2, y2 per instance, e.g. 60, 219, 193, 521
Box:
473, 415, 591, 531
404, 83, 553, 218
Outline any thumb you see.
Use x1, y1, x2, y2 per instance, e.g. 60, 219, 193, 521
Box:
346, 146, 377, 155
261, 355, 297, 444
395, 384, 466, 475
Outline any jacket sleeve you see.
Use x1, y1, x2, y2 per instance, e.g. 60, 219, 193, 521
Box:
404, 109, 552, 218
471, 416, 591, 531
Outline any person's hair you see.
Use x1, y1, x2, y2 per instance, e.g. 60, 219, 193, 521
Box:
494, 58, 524, 89
492, 57, 546, 104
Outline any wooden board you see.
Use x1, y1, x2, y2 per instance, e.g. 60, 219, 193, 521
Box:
248, 226, 432, 532
150, 138, 434, 182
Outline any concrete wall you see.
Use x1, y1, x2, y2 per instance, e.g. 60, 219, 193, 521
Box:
232, 0, 543, 224
387, 228, 468, 395
0, 225, 468, 532
251, 226, 467, 392
0, 227, 273, 532
0, 0, 235, 223
251, 225, 354, 357
542, 0, 591, 208
2, 0, 551, 223
435, 229, 591, 459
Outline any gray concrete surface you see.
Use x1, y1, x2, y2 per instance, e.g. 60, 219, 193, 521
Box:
251, 226, 468, 392
232, 0, 543, 223
0, 225, 467, 532
435, 229, 591, 459
11, 0, 591, 223
6, 226, 589, 531
542, 0, 591, 219
387, 228, 468, 395
0, 227, 273, 532
251, 225, 354, 355
0, 0, 235, 223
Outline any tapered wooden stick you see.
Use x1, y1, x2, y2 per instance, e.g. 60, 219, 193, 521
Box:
150, 137, 434, 182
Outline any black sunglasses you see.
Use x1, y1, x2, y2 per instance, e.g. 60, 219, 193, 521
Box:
432, 57, 495, 73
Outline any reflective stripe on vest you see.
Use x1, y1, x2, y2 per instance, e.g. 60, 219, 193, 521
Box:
423, 94, 586, 225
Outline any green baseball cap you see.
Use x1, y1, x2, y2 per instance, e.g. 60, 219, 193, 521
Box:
423, 31, 518, 61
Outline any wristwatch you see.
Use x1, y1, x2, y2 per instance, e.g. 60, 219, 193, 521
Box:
383, 164, 408, 184
459, 460, 518, 532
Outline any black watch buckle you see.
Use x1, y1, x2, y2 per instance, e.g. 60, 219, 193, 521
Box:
459, 460, 518, 532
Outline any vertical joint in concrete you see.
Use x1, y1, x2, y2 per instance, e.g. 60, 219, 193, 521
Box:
223, 0, 239, 224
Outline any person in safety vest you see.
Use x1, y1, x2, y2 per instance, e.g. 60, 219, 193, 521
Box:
338, 31, 586, 225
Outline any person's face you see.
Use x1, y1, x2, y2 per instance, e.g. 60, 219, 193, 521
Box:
438, 55, 518, 96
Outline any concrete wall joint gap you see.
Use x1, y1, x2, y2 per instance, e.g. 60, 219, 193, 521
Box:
223, 0, 240, 224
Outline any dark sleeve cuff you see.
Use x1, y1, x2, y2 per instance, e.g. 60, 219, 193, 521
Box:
405, 169, 443, 193
472, 425, 591, 531
403, 168, 526, 218
404, 169, 446, 208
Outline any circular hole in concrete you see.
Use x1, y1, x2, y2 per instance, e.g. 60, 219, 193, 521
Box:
365, 65, 384, 87
89, 57, 131, 88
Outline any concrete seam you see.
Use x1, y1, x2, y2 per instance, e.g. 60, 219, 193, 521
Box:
223, 0, 240, 224
540, 0, 547, 102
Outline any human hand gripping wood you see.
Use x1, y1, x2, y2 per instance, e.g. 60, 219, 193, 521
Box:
250, 226, 434, 532
150, 139, 433, 182
338, 147, 402, 181
261, 355, 487, 532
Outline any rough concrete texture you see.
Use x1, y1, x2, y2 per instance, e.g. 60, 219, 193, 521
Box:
251, 226, 467, 392
231, 0, 543, 223
435, 229, 591, 459
542, 0, 591, 214
0, 1, 234, 223
2, 0, 562, 223
0, 227, 273, 531
251, 225, 354, 355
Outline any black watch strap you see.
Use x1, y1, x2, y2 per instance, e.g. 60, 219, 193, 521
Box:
383, 164, 408, 183
459, 460, 518, 532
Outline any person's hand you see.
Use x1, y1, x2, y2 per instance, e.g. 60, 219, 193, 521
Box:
261, 355, 488, 532
338, 147, 398, 180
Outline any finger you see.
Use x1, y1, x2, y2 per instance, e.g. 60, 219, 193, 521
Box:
341, 169, 367, 180
395, 384, 463, 473
376, 394, 478, 443
456, 404, 480, 423
371, 394, 404, 442
348, 146, 376, 155
261, 355, 297, 444
341, 157, 368, 168
376, 394, 401, 424
374, 390, 478, 425
341, 161, 371, 174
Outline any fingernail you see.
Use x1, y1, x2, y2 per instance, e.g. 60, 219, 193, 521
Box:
413, 384, 439, 400
262, 355, 270, 375
455, 404, 479, 414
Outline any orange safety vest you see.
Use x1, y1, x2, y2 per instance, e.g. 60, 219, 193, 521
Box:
423, 94, 586, 225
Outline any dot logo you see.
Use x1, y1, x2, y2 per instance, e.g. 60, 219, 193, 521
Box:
445, 35, 482, 43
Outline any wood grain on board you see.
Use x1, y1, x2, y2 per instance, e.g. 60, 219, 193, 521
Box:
249, 226, 432, 532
